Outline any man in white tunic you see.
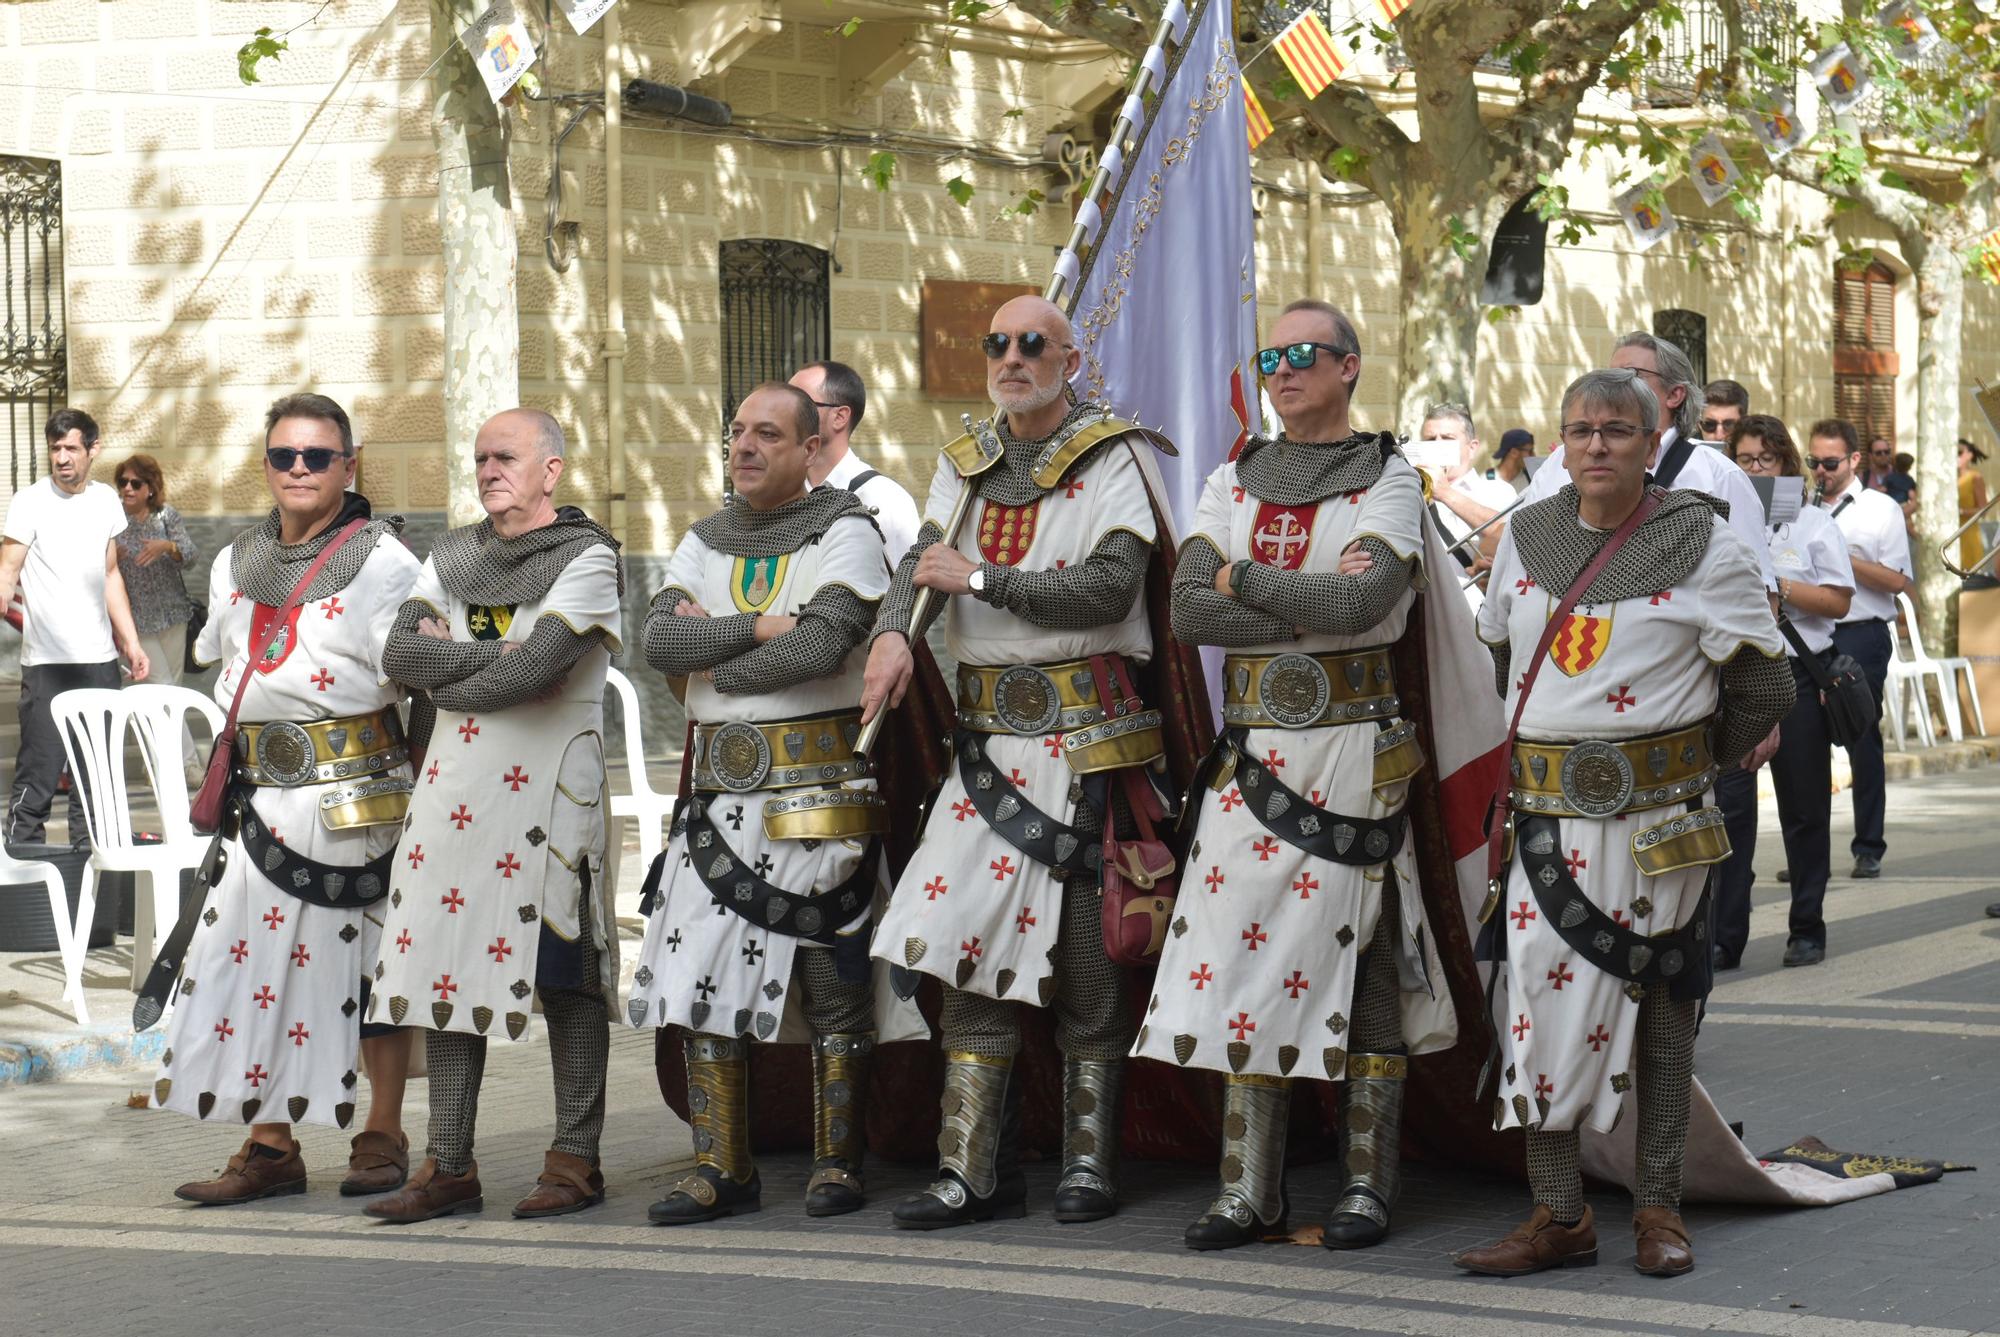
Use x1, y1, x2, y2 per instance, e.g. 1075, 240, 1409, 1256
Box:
860, 295, 1181, 1230
1415, 402, 1520, 613
1457, 370, 1792, 1279
367, 409, 622, 1223
164, 393, 420, 1204
630, 382, 923, 1224
1141, 301, 1459, 1252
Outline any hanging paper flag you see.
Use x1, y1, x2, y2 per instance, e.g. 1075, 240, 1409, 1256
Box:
1876, 1, 1941, 61
1979, 228, 2000, 285
1751, 90, 1806, 162
1244, 83, 1275, 150
1688, 132, 1741, 207
462, 0, 537, 103
554, 0, 616, 36
1376, 0, 1412, 20
1811, 43, 1871, 113
1271, 12, 1345, 98
1615, 182, 1676, 252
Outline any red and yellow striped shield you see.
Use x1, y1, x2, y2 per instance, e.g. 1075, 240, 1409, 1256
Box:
1547, 610, 1612, 677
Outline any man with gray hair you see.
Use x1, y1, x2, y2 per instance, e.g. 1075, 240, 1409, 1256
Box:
367, 406, 625, 1224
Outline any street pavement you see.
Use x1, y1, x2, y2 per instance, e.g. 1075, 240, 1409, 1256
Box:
1, 766, 1995, 1336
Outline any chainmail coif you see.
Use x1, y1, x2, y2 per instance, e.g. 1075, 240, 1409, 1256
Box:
229, 494, 403, 607
430, 505, 623, 605
691, 486, 879, 559
1233, 431, 1392, 506
1509, 486, 1719, 605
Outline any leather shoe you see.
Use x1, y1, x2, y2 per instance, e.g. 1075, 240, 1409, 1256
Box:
1776, 867, 1790, 883
1851, 856, 1882, 879
339, 1129, 409, 1197
891, 1171, 1027, 1231
1710, 944, 1740, 972
1633, 1206, 1694, 1276
1184, 1191, 1287, 1252
1453, 1204, 1597, 1277
1986, 904, 2000, 920
175, 1138, 306, 1205
1782, 937, 1825, 968
514, 1149, 604, 1219
649, 1165, 761, 1225
364, 1158, 483, 1223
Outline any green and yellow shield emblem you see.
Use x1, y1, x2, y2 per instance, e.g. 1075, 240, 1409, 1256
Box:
466, 604, 517, 641
729, 555, 789, 613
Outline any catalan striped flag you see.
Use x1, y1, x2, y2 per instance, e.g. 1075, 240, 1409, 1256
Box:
1271, 12, 1345, 98
1376, 0, 1411, 20
1244, 83, 1275, 150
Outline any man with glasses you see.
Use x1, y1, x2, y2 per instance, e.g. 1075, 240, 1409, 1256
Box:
0, 408, 150, 846
860, 293, 1198, 1231
1809, 418, 1913, 880
790, 360, 921, 567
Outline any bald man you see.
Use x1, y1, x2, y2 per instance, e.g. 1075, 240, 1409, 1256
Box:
861, 295, 1177, 1230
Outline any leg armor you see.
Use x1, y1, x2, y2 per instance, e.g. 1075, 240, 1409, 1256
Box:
1052, 1058, 1121, 1223
648, 1034, 761, 1226
805, 1031, 874, 1218
891, 1052, 1026, 1230
1185, 1074, 1290, 1251
1323, 1051, 1406, 1249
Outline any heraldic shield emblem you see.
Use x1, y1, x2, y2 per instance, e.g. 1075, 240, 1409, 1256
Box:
978, 499, 1040, 566
1547, 605, 1613, 677
1250, 501, 1317, 571
730, 554, 789, 613
249, 602, 304, 674
466, 603, 516, 640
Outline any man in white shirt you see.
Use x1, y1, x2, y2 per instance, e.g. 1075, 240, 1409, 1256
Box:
0, 408, 151, 845
791, 361, 922, 570
1414, 403, 1517, 610
1810, 417, 1914, 880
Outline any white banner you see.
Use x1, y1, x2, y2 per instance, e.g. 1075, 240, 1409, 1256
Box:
555, 0, 617, 36
1689, 132, 1741, 207
1811, 43, 1871, 114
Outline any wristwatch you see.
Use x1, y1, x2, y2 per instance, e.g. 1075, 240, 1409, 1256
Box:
1228, 560, 1251, 597
968, 565, 987, 597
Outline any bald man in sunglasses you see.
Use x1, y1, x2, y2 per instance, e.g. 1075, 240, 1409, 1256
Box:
860, 294, 1199, 1231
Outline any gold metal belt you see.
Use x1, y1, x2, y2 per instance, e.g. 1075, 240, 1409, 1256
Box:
957, 657, 1129, 736
692, 713, 866, 793
1509, 722, 1716, 819
1222, 647, 1399, 729
236, 710, 406, 788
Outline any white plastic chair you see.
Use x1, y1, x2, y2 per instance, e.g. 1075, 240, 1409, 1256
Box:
49, 687, 218, 995
1, 845, 87, 1024
1883, 615, 1940, 750
604, 667, 676, 875
1895, 593, 1985, 740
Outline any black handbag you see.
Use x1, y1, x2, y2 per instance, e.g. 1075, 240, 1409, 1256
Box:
181, 599, 208, 674
1777, 616, 1875, 748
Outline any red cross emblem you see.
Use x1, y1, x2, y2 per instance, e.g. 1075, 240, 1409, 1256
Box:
228, 939, 249, 963
1282, 970, 1309, 999
1606, 685, 1637, 713
1510, 901, 1537, 929
1204, 867, 1226, 893
1534, 1074, 1555, 1099
440, 887, 465, 913
1252, 836, 1278, 861
311, 668, 335, 692
951, 798, 976, 822
1586, 1024, 1611, 1052
406, 844, 425, 869
432, 974, 458, 1000
458, 717, 480, 742
487, 937, 512, 961
1309, 788, 1325, 806
1231, 484, 1247, 503
1007, 768, 1028, 787
1511, 1013, 1531, 1040
1227, 1011, 1256, 1041
253, 985, 276, 1009
989, 856, 1016, 882
213, 1018, 234, 1040
1218, 788, 1244, 812
1015, 906, 1036, 933
1063, 476, 1085, 499
1227, 364, 1252, 460
269, 826, 284, 845
244, 1063, 268, 1088
960, 936, 983, 962
1262, 749, 1285, 772
290, 943, 310, 967
1649, 589, 1673, 605
1292, 872, 1318, 900
1611, 908, 1632, 928
1515, 576, 1536, 595
263, 905, 285, 930
1346, 488, 1369, 505
230, 590, 243, 605
426, 759, 440, 784
396, 930, 412, 953
1241, 922, 1268, 951
1043, 735, 1064, 758
1564, 850, 1588, 877
502, 765, 529, 791
495, 852, 521, 878
1250, 502, 1316, 570
1547, 962, 1575, 990
924, 877, 949, 901
1190, 962, 1214, 990
288, 1021, 311, 1046
449, 804, 474, 830
319, 595, 344, 619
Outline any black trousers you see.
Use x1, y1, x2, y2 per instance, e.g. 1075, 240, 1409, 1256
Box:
1768, 656, 1834, 946
1830, 618, 1892, 863
1710, 766, 1760, 965
8, 660, 121, 847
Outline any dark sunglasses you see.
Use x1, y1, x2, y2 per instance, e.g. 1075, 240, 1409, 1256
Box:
1698, 418, 1727, 436
1805, 456, 1849, 471
116, 477, 146, 490
981, 331, 1068, 359
266, 446, 348, 474
1256, 341, 1354, 375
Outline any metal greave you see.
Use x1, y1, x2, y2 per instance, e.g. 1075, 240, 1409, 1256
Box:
935, 1051, 1014, 1198
810, 1031, 874, 1188
1335, 1053, 1407, 1225
1058, 1058, 1121, 1199
1209, 1074, 1290, 1227
684, 1033, 753, 1184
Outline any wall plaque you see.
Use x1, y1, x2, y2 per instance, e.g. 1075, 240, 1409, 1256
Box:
921, 280, 1037, 398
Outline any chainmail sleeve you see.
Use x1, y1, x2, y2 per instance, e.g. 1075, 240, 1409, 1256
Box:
640, 584, 760, 676
1236, 537, 1414, 638
406, 694, 436, 756
869, 519, 945, 645
381, 599, 505, 690
1171, 536, 1297, 647
977, 528, 1150, 630
1490, 642, 1512, 700
1712, 647, 1796, 769
711, 586, 880, 696
427, 615, 608, 714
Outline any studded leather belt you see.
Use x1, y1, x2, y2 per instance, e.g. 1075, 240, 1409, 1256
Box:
1221, 647, 1399, 729
956, 656, 1138, 736
691, 712, 867, 793
1509, 722, 1716, 819
236, 710, 406, 788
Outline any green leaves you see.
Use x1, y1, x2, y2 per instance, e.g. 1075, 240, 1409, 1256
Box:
945, 176, 976, 206
1325, 146, 1369, 182
838, 17, 862, 37
1000, 188, 1046, 219
948, 0, 992, 23
236, 26, 287, 85
861, 151, 897, 191
1443, 215, 1480, 263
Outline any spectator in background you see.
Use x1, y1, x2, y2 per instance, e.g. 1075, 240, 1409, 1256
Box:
1958, 439, 1990, 580
1416, 403, 1516, 610
1863, 436, 1916, 507
1493, 428, 1535, 493
0, 409, 150, 847
790, 360, 922, 567
113, 452, 201, 772
1700, 379, 1750, 442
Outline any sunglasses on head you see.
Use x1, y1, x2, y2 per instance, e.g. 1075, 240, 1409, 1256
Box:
266, 446, 348, 474
981, 331, 1067, 360
1256, 341, 1353, 376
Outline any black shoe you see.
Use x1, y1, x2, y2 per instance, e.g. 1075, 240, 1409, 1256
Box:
1986, 904, 2000, 920
1776, 867, 1790, 883
1851, 856, 1882, 879
1322, 1188, 1390, 1249
1052, 1177, 1117, 1224
647, 1166, 761, 1225
1782, 938, 1825, 968
804, 1166, 865, 1218
1711, 944, 1740, 972
1185, 1189, 1288, 1252
891, 1171, 1028, 1230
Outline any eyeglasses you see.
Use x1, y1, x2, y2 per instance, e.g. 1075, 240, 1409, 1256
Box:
266, 446, 348, 474
116, 477, 146, 490
810, 400, 844, 412
1805, 456, 1849, 471
981, 331, 1069, 360
1256, 342, 1354, 376
1699, 418, 1731, 436
1559, 421, 1645, 448
1735, 453, 1779, 469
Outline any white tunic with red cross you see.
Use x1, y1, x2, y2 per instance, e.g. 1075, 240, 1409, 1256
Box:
1135, 453, 1457, 1081
157, 534, 419, 1129
626, 513, 924, 1044
1476, 513, 1779, 1133
871, 435, 1158, 1005
372, 544, 621, 1041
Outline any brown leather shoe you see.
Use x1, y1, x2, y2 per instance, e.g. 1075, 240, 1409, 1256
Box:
340, 1130, 410, 1197
175, 1138, 307, 1205
513, 1149, 606, 1219
1453, 1204, 1598, 1277
1633, 1206, 1694, 1276
363, 1158, 483, 1223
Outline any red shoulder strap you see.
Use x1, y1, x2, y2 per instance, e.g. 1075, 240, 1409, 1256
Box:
223, 517, 369, 729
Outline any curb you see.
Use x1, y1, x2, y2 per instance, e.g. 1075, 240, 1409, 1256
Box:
1883, 736, 2000, 781
0, 1025, 165, 1089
